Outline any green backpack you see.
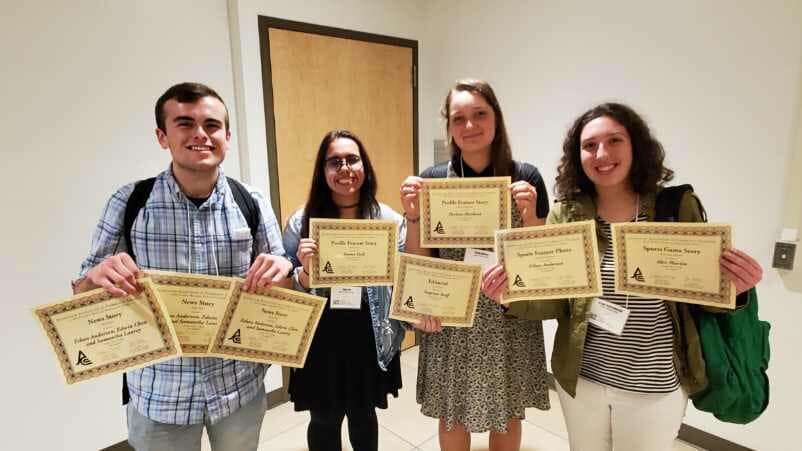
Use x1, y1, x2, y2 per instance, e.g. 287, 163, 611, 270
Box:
656, 185, 771, 424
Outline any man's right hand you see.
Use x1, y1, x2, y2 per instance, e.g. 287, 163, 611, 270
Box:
78, 253, 142, 296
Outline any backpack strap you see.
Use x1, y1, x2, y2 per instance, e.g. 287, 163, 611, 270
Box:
119, 177, 157, 406
654, 184, 706, 223
226, 176, 262, 261
123, 177, 157, 262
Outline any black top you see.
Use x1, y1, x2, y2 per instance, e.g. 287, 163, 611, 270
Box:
420, 159, 550, 219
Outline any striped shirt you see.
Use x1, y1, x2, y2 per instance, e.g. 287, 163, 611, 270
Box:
579, 215, 680, 393
77, 166, 286, 424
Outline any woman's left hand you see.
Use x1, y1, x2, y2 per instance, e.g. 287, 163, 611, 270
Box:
481, 264, 508, 304
720, 248, 763, 295
510, 181, 542, 226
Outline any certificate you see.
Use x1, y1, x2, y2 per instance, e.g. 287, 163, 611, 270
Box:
208, 281, 326, 367
611, 222, 735, 308
309, 218, 397, 287
496, 221, 603, 303
420, 177, 511, 248
34, 278, 180, 384
389, 253, 482, 327
146, 271, 235, 356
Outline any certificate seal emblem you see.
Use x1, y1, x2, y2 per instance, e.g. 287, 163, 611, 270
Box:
76, 350, 92, 366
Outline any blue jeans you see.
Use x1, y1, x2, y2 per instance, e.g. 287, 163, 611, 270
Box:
126, 390, 267, 451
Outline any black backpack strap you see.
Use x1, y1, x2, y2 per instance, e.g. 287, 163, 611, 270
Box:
654, 184, 706, 222
226, 176, 262, 263
120, 177, 156, 406
123, 177, 157, 262
119, 177, 260, 406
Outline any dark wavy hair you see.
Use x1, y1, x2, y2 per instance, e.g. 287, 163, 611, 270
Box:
441, 79, 514, 176
555, 102, 674, 200
300, 130, 379, 238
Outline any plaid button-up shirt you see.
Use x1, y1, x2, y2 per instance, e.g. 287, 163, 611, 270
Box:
78, 166, 285, 424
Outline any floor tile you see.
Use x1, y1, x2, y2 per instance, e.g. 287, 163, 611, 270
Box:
260, 401, 309, 442
257, 420, 309, 451
416, 420, 569, 451
377, 363, 439, 447
524, 389, 568, 439
256, 346, 707, 450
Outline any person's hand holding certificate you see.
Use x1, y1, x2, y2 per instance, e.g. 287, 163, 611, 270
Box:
611, 222, 736, 308
495, 221, 603, 303
308, 218, 397, 287
389, 253, 482, 327
420, 177, 511, 248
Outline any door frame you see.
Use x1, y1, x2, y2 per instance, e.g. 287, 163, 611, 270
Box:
257, 15, 419, 221
257, 16, 419, 408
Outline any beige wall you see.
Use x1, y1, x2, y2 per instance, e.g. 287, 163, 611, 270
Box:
0, 1, 240, 450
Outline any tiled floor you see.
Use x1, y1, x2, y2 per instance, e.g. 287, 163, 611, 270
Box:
207, 346, 703, 450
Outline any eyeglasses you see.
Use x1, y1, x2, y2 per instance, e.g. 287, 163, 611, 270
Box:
325, 155, 362, 171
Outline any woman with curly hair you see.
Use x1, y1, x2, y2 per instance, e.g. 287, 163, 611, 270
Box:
493, 102, 763, 450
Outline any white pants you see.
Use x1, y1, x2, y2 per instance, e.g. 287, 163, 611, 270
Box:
556, 376, 688, 451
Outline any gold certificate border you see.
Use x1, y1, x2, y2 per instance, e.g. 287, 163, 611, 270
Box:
420, 177, 511, 248
208, 281, 326, 367
611, 222, 735, 308
389, 253, 482, 327
34, 278, 181, 385
146, 271, 234, 354
496, 220, 602, 302
309, 219, 397, 287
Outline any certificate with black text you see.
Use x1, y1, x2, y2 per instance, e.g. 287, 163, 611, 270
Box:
611, 222, 735, 309
389, 253, 482, 327
420, 177, 511, 248
309, 218, 397, 288
146, 271, 236, 356
495, 221, 603, 303
34, 278, 181, 384
208, 281, 326, 367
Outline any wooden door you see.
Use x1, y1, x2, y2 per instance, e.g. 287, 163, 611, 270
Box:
258, 18, 419, 406
260, 18, 418, 226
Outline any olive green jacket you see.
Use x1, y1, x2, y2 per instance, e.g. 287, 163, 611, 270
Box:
506, 190, 710, 398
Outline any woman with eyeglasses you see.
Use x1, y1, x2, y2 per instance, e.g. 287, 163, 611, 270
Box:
282, 129, 406, 451
400, 80, 551, 451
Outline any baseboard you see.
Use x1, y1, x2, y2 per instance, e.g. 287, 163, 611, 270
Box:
545, 373, 753, 451
99, 440, 133, 451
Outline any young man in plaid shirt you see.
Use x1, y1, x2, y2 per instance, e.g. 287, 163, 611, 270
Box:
74, 82, 293, 450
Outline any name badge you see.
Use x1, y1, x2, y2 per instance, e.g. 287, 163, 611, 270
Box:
330, 286, 362, 310
463, 248, 496, 271
587, 298, 629, 336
